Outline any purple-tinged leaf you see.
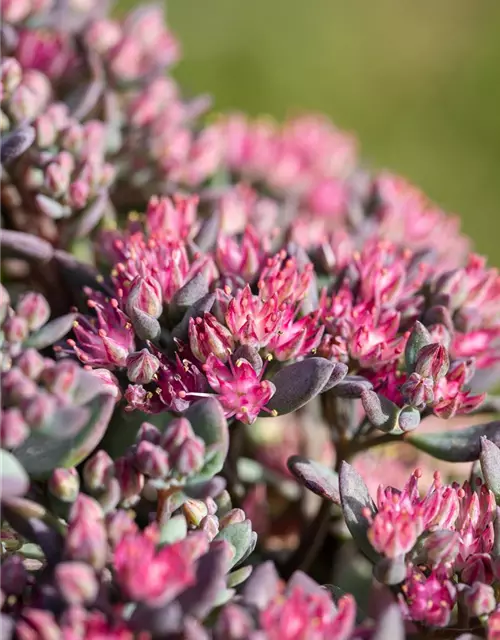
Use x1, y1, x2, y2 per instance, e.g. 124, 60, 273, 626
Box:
0, 230, 54, 262
404, 321, 432, 373
373, 555, 406, 585
233, 345, 263, 375
408, 421, 500, 462
329, 375, 373, 398
0, 449, 29, 499
480, 437, 500, 502
321, 362, 349, 393
372, 604, 405, 640
493, 507, 500, 556
194, 211, 220, 252
184, 476, 226, 500
172, 272, 209, 308
130, 601, 183, 637
242, 560, 280, 609
287, 455, 340, 504
185, 398, 229, 480
25, 313, 77, 350
339, 462, 379, 563
54, 250, 114, 296
70, 191, 109, 240
1, 125, 35, 163
263, 357, 335, 416
178, 544, 229, 618
171, 293, 216, 342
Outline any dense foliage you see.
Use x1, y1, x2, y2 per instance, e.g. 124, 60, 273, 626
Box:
1, 1, 500, 638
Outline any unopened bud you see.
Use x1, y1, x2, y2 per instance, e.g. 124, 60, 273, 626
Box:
126, 349, 160, 384
219, 508, 246, 529
42, 360, 79, 397
463, 582, 496, 618
115, 456, 144, 502
16, 608, 60, 640
126, 277, 163, 319
3, 315, 29, 343
22, 391, 56, 428
189, 312, 234, 363
16, 348, 45, 380
65, 496, 107, 569
462, 553, 494, 585
55, 561, 98, 606
214, 604, 254, 640
200, 514, 219, 541
401, 372, 434, 410
68, 180, 91, 209
0, 58, 22, 96
134, 440, 169, 478
87, 368, 122, 402
171, 435, 205, 476
183, 499, 208, 526
15, 292, 50, 331
106, 509, 138, 549
83, 450, 114, 493
160, 417, 195, 452
136, 421, 161, 444
48, 467, 80, 503
0, 284, 10, 324
404, 321, 432, 373
422, 530, 459, 566
1, 367, 38, 404
35, 113, 58, 148
0, 408, 29, 448
415, 343, 450, 381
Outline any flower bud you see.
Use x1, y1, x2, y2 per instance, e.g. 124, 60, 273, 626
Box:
42, 360, 79, 397
214, 604, 254, 640
16, 292, 50, 331
200, 514, 219, 541
21, 391, 56, 428
68, 180, 91, 209
171, 435, 205, 476
1, 367, 38, 404
3, 315, 29, 343
115, 456, 145, 502
183, 499, 208, 526
0, 284, 10, 324
1, 58, 22, 96
88, 368, 122, 402
1, 555, 27, 596
35, 113, 58, 148
126, 276, 163, 319
83, 450, 114, 493
189, 313, 234, 363
160, 417, 195, 452
219, 508, 246, 529
415, 343, 449, 381
422, 530, 460, 566
65, 496, 107, 570
55, 562, 98, 606
105, 510, 138, 549
134, 440, 170, 478
463, 582, 496, 617
126, 348, 160, 384
205, 496, 218, 515
16, 348, 45, 380
401, 372, 434, 410
405, 321, 432, 373
0, 408, 29, 448
136, 421, 161, 445
48, 467, 80, 503
461, 553, 494, 585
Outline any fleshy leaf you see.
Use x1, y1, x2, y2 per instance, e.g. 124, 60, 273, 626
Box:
227, 565, 252, 588
287, 456, 340, 504
215, 520, 253, 568
1, 125, 35, 163
408, 421, 500, 462
372, 604, 405, 640
329, 375, 373, 398
242, 560, 280, 609
373, 555, 406, 585
25, 313, 77, 350
263, 357, 334, 416
172, 272, 209, 309
178, 544, 229, 618
480, 437, 500, 502
0, 449, 29, 499
0, 230, 54, 262
339, 462, 379, 563
14, 394, 114, 478
404, 321, 432, 373
171, 293, 215, 342
185, 398, 229, 481
321, 362, 349, 393
159, 515, 187, 545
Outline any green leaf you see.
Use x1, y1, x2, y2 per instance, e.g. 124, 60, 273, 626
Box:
0, 449, 29, 499
159, 515, 187, 545
215, 520, 253, 568
227, 565, 252, 588
185, 398, 229, 481
339, 462, 379, 563
287, 456, 340, 504
408, 421, 500, 462
25, 313, 77, 350
14, 394, 114, 478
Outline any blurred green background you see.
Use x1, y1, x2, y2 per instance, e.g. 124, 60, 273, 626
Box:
119, 0, 500, 265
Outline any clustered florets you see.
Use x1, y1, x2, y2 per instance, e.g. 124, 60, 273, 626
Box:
2, 1, 500, 639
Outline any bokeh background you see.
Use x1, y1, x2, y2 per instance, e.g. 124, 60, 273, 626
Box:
118, 0, 500, 265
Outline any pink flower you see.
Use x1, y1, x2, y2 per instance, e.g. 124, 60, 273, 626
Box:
432, 360, 485, 419
268, 307, 324, 362
258, 252, 313, 307
113, 527, 207, 606
68, 293, 135, 368
401, 566, 456, 628
225, 284, 282, 349
189, 312, 235, 363
202, 354, 275, 424
216, 224, 268, 281
260, 588, 356, 640
365, 470, 459, 558
16, 29, 74, 80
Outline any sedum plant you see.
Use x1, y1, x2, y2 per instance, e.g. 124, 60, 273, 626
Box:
1, 1, 500, 639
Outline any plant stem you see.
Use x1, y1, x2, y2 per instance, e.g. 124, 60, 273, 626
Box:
346, 432, 402, 456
